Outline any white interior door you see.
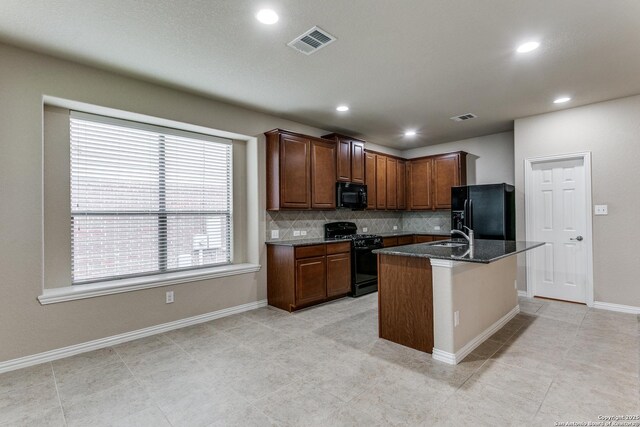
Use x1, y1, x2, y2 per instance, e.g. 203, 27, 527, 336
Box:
530, 158, 588, 303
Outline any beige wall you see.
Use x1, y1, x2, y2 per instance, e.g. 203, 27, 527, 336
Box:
0, 42, 332, 362
432, 257, 517, 354
514, 94, 640, 306
402, 131, 515, 185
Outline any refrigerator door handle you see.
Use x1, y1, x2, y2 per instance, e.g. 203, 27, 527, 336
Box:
463, 199, 468, 229
469, 199, 473, 230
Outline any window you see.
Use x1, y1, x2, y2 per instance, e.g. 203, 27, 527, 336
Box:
70, 112, 233, 285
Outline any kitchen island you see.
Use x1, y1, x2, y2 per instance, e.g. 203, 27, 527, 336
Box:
373, 239, 543, 365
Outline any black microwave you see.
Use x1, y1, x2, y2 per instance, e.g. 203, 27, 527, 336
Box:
336, 182, 367, 210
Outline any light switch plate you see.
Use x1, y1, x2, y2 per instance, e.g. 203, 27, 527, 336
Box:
362, 227, 368, 232
434, 226, 441, 231
594, 205, 608, 215
271, 230, 279, 239
393, 226, 398, 230
293, 230, 301, 237
301, 230, 307, 236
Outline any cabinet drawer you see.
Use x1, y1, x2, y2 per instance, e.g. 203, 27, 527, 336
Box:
383, 237, 398, 247
432, 235, 449, 241
397, 235, 414, 245
326, 241, 351, 255
295, 244, 326, 259
414, 235, 433, 243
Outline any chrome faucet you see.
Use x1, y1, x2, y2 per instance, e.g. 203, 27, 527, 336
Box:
451, 226, 474, 246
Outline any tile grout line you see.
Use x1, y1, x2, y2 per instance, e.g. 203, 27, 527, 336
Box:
49, 362, 69, 427
114, 347, 175, 427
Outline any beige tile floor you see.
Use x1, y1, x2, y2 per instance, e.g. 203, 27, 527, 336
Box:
1, 295, 638, 426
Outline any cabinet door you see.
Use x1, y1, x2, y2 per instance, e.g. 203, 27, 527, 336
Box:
376, 155, 387, 209
295, 256, 327, 306
326, 253, 351, 297
397, 160, 406, 210
386, 157, 397, 210
433, 154, 461, 209
310, 139, 337, 209
365, 152, 377, 210
336, 139, 351, 182
280, 134, 311, 209
351, 141, 365, 184
432, 235, 449, 241
408, 158, 433, 210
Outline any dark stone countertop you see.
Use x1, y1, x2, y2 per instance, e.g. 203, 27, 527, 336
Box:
266, 230, 452, 246
373, 239, 545, 264
378, 230, 450, 238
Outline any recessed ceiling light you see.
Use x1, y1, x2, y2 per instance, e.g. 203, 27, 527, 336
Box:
256, 9, 278, 25
553, 96, 571, 104
404, 130, 417, 137
516, 41, 540, 53
336, 105, 349, 112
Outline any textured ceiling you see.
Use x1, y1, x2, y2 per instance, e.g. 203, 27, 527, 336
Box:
1, 0, 639, 148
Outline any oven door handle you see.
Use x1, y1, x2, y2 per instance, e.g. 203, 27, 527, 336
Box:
353, 246, 382, 251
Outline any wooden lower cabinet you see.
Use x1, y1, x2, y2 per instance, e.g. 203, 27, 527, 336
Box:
295, 256, 327, 305
382, 237, 398, 247
397, 235, 414, 245
414, 235, 434, 243
267, 242, 351, 311
326, 253, 351, 297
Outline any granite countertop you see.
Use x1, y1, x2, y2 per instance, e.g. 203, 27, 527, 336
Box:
378, 230, 450, 238
266, 230, 452, 246
373, 239, 544, 264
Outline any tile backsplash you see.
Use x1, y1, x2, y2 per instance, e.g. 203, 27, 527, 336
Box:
266, 209, 451, 240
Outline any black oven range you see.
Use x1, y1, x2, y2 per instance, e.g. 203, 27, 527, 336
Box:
324, 221, 382, 297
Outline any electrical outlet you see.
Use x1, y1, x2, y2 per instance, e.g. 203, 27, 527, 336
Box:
166, 291, 174, 304
434, 226, 441, 231
594, 205, 608, 215
393, 225, 398, 230
301, 230, 307, 236
362, 227, 368, 232
454, 311, 460, 327
271, 229, 279, 239
514, 280, 517, 289
293, 230, 301, 237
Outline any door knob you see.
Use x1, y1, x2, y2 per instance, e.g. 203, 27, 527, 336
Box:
570, 236, 583, 241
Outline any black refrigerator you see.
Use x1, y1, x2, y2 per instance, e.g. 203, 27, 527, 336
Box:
451, 183, 515, 240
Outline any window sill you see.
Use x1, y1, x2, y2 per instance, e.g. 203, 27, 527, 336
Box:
38, 263, 262, 305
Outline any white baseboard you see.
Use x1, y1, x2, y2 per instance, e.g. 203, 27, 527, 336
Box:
592, 301, 640, 315
432, 305, 520, 365
517, 290, 528, 297
0, 299, 268, 374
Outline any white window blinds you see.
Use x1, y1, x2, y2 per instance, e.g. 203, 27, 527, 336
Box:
70, 111, 233, 284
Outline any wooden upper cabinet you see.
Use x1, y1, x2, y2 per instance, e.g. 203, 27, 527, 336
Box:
376, 155, 387, 209
407, 151, 467, 211
310, 139, 337, 209
321, 133, 365, 183
279, 133, 311, 209
408, 157, 433, 210
386, 157, 397, 210
351, 141, 365, 183
397, 160, 406, 210
365, 152, 377, 209
432, 152, 466, 209
265, 129, 336, 211
336, 139, 351, 181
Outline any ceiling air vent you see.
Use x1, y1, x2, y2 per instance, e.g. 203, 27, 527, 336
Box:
288, 26, 336, 55
450, 113, 478, 122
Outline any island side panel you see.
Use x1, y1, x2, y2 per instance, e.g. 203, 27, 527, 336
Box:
450, 256, 518, 352
378, 254, 434, 353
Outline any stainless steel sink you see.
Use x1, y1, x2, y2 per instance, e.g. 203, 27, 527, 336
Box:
429, 241, 468, 248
